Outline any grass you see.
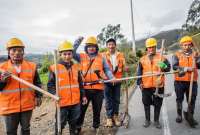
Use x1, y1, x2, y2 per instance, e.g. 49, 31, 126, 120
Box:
39, 72, 48, 85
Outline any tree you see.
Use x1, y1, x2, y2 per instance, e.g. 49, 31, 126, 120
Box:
183, 0, 200, 33
97, 24, 125, 46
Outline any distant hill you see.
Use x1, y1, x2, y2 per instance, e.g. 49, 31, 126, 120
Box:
136, 29, 182, 50
0, 54, 50, 65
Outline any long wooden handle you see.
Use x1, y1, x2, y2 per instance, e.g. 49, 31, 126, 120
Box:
188, 54, 195, 105
54, 50, 61, 134
0, 68, 59, 101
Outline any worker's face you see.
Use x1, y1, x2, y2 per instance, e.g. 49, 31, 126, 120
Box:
60, 50, 73, 62
107, 42, 116, 53
146, 46, 156, 55
180, 42, 192, 53
87, 45, 97, 54
9, 47, 24, 64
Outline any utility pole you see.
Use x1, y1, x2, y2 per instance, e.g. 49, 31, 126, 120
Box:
130, 0, 136, 55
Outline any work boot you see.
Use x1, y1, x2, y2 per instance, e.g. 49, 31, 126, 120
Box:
193, 118, 198, 126
113, 115, 121, 126
176, 103, 182, 123
143, 106, 151, 128
105, 118, 113, 127
76, 127, 81, 135
154, 121, 162, 129
154, 106, 162, 129
143, 120, 151, 128
191, 111, 198, 126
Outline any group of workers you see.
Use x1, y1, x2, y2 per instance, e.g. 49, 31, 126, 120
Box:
0, 35, 199, 135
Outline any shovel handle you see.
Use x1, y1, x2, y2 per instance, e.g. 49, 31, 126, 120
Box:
0, 68, 59, 101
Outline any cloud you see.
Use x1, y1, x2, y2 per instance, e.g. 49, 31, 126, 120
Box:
0, 0, 194, 53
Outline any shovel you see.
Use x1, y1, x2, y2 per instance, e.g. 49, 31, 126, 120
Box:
53, 50, 62, 134
121, 72, 131, 128
183, 54, 196, 128
154, 39, 172, 98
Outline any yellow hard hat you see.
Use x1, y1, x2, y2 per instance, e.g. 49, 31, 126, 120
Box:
58, 40, 73, 52
85, 36, 97, 45
6, 38, 25, 49
145, 38, 157, 48
179, 36, 193, 45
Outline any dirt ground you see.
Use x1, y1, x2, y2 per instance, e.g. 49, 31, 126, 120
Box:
0, 97, 121, 135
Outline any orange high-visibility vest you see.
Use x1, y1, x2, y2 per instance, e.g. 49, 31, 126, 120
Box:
0, 60, 36, 115
103, 51, 125, 79
140, 53, 165, 88
174, 51, 198, 82
80, 53, 104, 90
50, 63, 80, 107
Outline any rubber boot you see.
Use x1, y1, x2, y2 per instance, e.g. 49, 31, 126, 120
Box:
176, 103, 182, 123
191, 111, 198, 126
154, 106, 162, 129
143, 106, 151, 128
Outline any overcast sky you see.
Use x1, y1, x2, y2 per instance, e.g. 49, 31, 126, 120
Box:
0, 0, 192, 54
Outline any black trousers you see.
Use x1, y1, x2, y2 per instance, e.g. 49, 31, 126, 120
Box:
174, 81, 197, 113
142, 88, 164, 121
77, 90, 104, 128
2, 110, 32, 135
55, 104, 80, 135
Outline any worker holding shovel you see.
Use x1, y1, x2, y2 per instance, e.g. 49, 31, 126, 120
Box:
137, 38, 171, 129
0, 38, 43, 135
172, 36, 200, 128
47, 41, 87, 135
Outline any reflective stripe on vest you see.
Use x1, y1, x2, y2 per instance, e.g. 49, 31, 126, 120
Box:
59, 84, 79, 90
0, 60, 36, 115
0, 88, 33, 94
174, 51, 198, 81
80, 53, 104, 90
50, 63, 80, 107
140, 53, 165, 88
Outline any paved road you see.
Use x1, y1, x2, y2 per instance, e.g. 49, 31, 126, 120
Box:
117, 55, 200, 135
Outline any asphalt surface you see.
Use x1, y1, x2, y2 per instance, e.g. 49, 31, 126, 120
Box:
117, 55, 200, 135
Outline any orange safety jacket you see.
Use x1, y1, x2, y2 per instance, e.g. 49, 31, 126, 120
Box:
50, 63, 80, 107
0, 60, 36, 115
103, 51, 125, 79
80, 53, 104, 90
140, 53, 165, 88
174, 51, 198, 82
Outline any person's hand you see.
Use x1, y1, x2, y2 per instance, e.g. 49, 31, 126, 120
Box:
82, 96, 88, 105
193, 52, 199, 57
77, 36, 84, 43
35, 98, 42, 107
0, 71, 11, 82
139, 84, 143, 90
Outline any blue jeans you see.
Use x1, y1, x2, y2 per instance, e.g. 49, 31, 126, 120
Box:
104, 83, 121, 118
